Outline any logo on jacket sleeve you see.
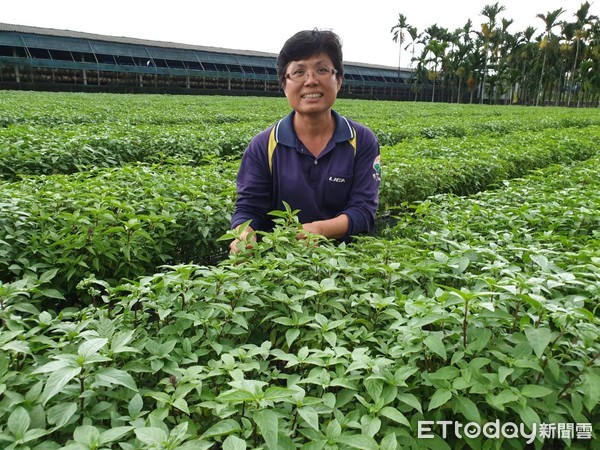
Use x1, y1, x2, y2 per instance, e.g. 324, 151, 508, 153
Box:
372, 155, 381, 182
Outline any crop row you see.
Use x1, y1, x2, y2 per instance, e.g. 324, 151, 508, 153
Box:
379, 125, 600, 205
0, 122, 261, 180
0, 91, 285, 127
0, 163, 237, 299
1, 126, 598, 300
2, 91, 600, 180
1, 155, 597, 448
3, 91, 600, 131
2, 121, 598, 183
351, 100, 600, 144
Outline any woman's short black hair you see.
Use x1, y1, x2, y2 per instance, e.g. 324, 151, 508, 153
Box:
277, 29, 344, 86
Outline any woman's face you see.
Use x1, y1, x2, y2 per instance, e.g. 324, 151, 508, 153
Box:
282, 53, 342, 116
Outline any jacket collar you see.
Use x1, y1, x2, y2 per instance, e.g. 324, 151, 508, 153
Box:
275, 110, 355, 148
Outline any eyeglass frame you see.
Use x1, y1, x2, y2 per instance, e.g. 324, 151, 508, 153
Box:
285, 67, 339, 81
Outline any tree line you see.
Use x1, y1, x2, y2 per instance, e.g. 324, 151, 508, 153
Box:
391, 1, 599, 106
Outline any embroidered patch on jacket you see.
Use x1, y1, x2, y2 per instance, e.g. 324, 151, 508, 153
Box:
372, 155, 381, 182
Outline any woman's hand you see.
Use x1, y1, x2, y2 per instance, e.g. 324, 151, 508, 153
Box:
297, 221, 322, 240
229, 225, 256, 253
299, 214, 349, 240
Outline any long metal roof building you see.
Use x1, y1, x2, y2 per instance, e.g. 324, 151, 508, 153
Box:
0, 22, 417, 99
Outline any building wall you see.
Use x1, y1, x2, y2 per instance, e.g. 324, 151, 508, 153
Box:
0, 24, 443, 101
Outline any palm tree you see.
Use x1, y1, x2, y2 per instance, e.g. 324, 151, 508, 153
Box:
479, 2, 507, 103
406, 26, 419, 68
391, 14, 410, 76
453, 20, 479, 103
560, 22, 577, 104
446, 27, 463, 102
385, 1, 599, 105
414, 25, 450, 102
516, 26, 538, 104
496, 20, 517, 104
535, 8, 565, 105
466, 51, 485, 103
579, 15, 600, 106
566, 1, 598, 105
425, 39, 449, 102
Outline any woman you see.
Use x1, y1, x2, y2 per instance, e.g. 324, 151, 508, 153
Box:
230, 29, 381, 253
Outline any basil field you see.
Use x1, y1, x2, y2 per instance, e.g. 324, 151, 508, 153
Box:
0, 90, 598, 449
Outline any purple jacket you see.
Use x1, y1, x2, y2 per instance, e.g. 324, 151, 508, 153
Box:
231, 110, 380, 237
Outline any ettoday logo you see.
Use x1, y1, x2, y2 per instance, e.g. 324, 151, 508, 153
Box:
419, 421, 536, 444
418, 421, 594, 443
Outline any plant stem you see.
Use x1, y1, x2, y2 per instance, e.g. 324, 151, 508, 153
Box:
557, 352, 599, 399
535, 331, 564, 384
511, 301, 521, 333
463, 296, 468, 348
291, 407, 299, 433
79, 374, 85, 422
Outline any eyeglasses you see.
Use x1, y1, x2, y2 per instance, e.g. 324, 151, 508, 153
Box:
285, 67, 338, 81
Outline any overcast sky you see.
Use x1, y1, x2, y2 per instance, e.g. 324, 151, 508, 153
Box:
2, 0, 596, 67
